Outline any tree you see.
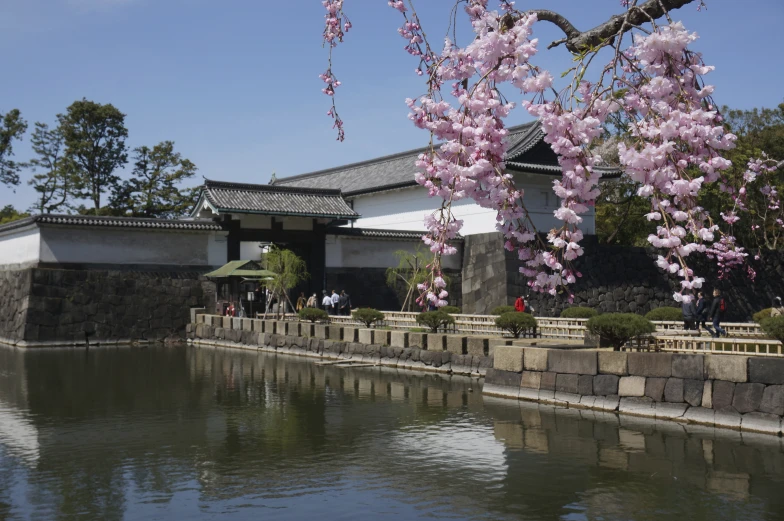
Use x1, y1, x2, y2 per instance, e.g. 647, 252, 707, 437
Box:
385, 246, 448, 311
0, 109, 27, 187
351, 308, 385, 328
415, 311, 455, 333
58, 99, 128, 212
27, 123, 71, 214
587, 314, 656, 351
324, 0, 777, 307
261, 246, 310, 318
0, 205, 30, 224
112, 141, 198, 218
495, 312, 537, 338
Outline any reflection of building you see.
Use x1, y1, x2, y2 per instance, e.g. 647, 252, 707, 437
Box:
0, 123, 620, 343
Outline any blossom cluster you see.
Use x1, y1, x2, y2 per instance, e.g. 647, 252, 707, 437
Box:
321, 0, 351, 141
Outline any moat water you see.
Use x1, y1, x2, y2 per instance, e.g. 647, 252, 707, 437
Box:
1, 345, 783, 520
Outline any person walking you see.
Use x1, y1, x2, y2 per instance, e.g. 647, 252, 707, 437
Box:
330, 290, 340, 315
514, 295, 526, 313
338, 290, 351, 316
681, 292, 697, 331
296, 292, 306, 312
321, 290, 333, 315
695, 291, 712, 334
708, 289, 728, 338
306, 293, 317, 308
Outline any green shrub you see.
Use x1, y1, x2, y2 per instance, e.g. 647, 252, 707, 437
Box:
587, 313, 656, 350
560, 307, 598, 319
753, 308, 773, 323
644, 307, 683, 322
440, 305, 461, 314
351, 308, 386, 328
495, 312, 537, 338
298, 308, 329, 323
760, 316, 784, 342
491, 305, 516, 315
416, 311, 455, 333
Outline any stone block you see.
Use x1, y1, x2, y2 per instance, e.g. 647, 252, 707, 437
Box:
759, 385, 784, 416
748, 358, 784, 385
523, 348, 548, 371
466, 337, 489, 357
373, 329, 390, 346
358, 329, 373, 344
190, 308, 206, 323
713, 409, 742, 430
593, 375, 619, 396
494, 345, 525, 373
251, 319, 264, 332
594, 395, 620, 412
598, 351, 628, 375
655, 402, 689, 420
731, 383, 765, 413
540, 372, 557, 391
327, 326, 342, 342
285, 322, 301, 336
484, 383, 519, 400
741, 412, 782, 435
618, 376, 646, 397
702, 380, 713, 409
521, 371, 542, 390
645, 377, 667, 402
301, 324, 315, 337
484, 368, 523, 388
706, 355, 748, 383
627, 352, 672, 377
619, 397, 655, 417
577, 375, 593, 396
315, 325, 329, 340
547, 350, 597, 375
684, 379, 704, 407
712, 380, 735, 411
263, 320, 276, 334
427, 334, 446, 351
211, 316, 223, 328
672, 354, 704, 380
222, 316, 232, 329
241, 318, 253, 331
664, 378, 684, 403
445, 335, 467, 355
231, 317, 242, 330
409, 332, 427, 349
683, 407, 715, 426
390, 331, 409, 348
342, 327, 358, 343
556, 374, 579, 394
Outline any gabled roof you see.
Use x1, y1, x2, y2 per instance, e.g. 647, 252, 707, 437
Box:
328, 227, 463, 242
273, 122, 623, 196
0, 214, 222, 234
195, 180, 359, 219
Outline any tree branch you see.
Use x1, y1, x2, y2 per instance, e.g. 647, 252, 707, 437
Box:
526, 0, 695, 53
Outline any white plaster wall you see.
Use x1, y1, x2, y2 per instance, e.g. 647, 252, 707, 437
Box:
39, 227, 217, 266
0, 227, 41, 267
239, 241, 263, 261
349, 173, 596, 235
236, 214, 272, 229
326, 235, 462, 270
208, 233, 228, 266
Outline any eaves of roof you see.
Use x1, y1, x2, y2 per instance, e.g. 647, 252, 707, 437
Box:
0, 214, 223, 234
329, 227, 464, 242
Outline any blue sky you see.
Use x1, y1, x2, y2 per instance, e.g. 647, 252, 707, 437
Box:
1, 0, 782, 211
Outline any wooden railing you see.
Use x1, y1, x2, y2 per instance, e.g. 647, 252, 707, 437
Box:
624, 335, 784, 357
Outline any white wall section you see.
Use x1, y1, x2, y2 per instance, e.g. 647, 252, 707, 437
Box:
0, 226, 41, 267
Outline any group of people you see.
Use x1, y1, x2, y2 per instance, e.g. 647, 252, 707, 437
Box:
681, 289, 728, 337
296, 289, 352, 316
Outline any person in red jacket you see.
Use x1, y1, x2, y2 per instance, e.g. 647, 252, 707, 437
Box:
514, 295, 526, 312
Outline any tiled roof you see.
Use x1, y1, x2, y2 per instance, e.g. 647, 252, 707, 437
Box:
0, 214, 222, 233
329, 227, 464, 241
200, 180, 359, 219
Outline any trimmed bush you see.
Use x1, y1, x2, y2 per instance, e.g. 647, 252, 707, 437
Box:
560, 307, 598, 319
587, 313, 656, 350
440, 305, 461, 314
644, 307, 683, 321
495, 312, 537, 338
753, 308, 773, 323
416, 311, 455, 333
352, 308, 385, 328
491, 305, 516, 315
760, 316, 784, 342
298, 308, 329, 323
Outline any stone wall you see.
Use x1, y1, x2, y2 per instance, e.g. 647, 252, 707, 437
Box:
486, 346, 784, 436
0, 267, 216, 345
465, 232, 784, 321
187, 314, 492, 376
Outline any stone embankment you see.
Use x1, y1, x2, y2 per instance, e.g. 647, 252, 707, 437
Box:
485, 345, 784, 436
187, 314, 497, 376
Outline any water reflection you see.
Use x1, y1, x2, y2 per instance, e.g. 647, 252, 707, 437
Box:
0, 344, 782, 520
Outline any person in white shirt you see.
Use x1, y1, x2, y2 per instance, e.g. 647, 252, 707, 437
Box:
321, 291, 333, 315
330, 290, 340, 314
